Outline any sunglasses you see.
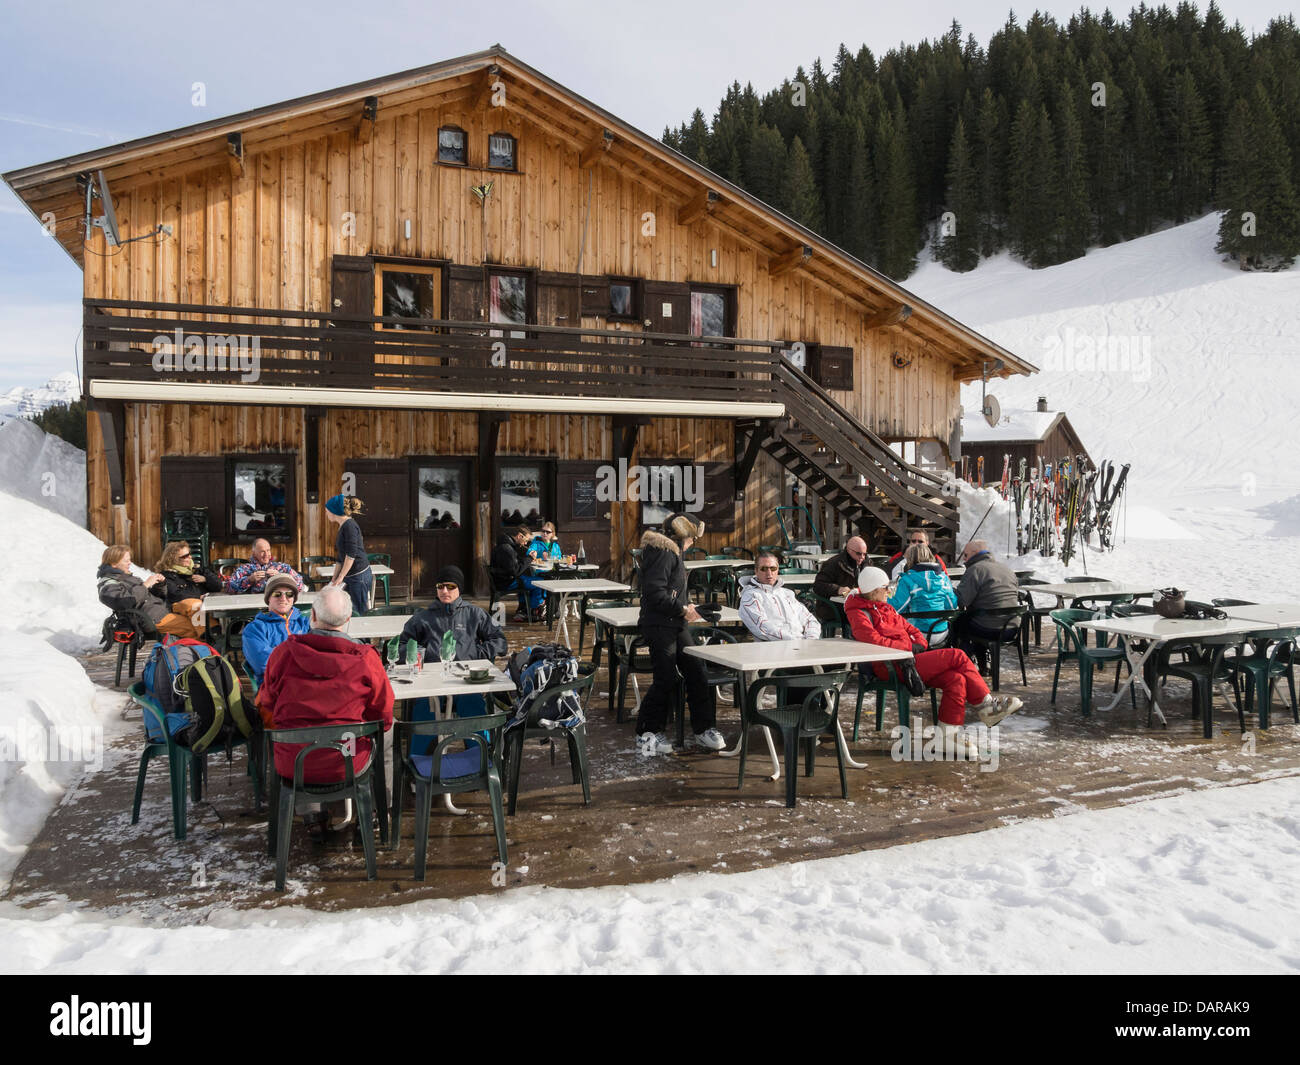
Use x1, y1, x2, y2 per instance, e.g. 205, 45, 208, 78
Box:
757, 565, 779, 572
178, 553, 192, 560
270, 590, 295, 599
435, 582, 459, 591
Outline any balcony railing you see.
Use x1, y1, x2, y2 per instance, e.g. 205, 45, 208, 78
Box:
83, 299, 783, 405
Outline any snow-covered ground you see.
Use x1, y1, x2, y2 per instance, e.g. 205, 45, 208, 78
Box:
0, 416, 86, 527
0, 214, 1298, 973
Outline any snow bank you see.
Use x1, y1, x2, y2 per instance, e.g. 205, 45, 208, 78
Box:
1258, 493, 1300, 537
0, 634, 120, 893
2, 776, 1296, 974
0, 490, 108, 653
0, 417, 86, 527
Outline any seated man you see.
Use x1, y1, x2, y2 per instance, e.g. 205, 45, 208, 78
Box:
953, 539, 1022, 653
225, 538, 305, 595
242, 574, 311, 684
259, 584, 393, 835
399, 565, 508, 665
739, 551, 823, 641
489, 525, 538, 622
812, 536, 869, 620
885, 529, 949, 581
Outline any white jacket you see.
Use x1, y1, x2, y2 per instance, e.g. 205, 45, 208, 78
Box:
738, 576, 822, 642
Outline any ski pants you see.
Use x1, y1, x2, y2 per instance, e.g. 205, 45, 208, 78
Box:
872, 647, 988, 726
635, 623, 716, 736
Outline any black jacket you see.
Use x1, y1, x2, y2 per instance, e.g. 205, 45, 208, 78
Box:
153, 566, 223, 606
96, 564, 168, 626
638, 529, 689, 629
398, 596, 508, 662
813, 549, 863, 601
489, 532, 529, 588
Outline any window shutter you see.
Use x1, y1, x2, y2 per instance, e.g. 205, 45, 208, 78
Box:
537, 271, 581, 328
811, 345, 854, 391
446, 265, 484, 324
700, 461, 736, 533
161, 457, 227, 539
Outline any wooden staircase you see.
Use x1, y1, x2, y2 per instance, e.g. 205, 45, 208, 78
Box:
737, 363, 958, 557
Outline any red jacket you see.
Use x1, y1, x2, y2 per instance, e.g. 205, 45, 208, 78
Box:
844, 594, 927, 652
260, 632, 394, 783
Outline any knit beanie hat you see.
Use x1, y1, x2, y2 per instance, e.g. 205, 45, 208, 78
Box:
325, 494, 346, 516
435, 565, 465, 588
856, 567, 890, 595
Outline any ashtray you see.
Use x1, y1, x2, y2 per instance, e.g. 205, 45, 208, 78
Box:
465, 668, 492, 683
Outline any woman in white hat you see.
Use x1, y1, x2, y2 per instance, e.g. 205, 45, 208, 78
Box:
845, 567, 1022, 757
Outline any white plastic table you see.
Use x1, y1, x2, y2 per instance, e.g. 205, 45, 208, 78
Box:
387, 659, 515, 814
1029, 581, 1154, 608
779, 572, 815, 587
683, 558, 752, 570
1077, 615, 1269, 726
345, 614, 416, 641
199, 590, 317, 622
532, 578, 631, 646
1219, 602, 1300, 626
317, 564, 394, 578
683, 638, 910, 779
531, 561, 600, 574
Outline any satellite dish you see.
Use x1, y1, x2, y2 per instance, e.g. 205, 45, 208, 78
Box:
93, 170, 120, 247
983, 393, 1001, 428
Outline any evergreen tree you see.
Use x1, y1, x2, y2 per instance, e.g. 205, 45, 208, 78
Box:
1216, 89, 1300, 268
1007, 100, 1058, 266
783, 135, 824, 230
1126, 76, 1161, 236
844, 118, 876, 263
745, 123, 789, 211
1055, 85, 1092, 259
874, 104, 919, 278
975, 88, 1006, 256
1166, 68, 1212, 221
27, 400, 87, 451
938, 117, 980, 270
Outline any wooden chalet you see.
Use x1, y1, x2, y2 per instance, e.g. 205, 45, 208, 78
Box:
4, 46, 1034, 597
962, 397, 1093, 485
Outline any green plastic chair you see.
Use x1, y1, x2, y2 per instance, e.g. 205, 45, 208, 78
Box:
299, 556, 334, 592
1222, 626, 1299, 731
1165, 637, 1244, 738
587, 599, 631, 673
367, 553, 392, 606
392, 711, 508, 880
851, 661, 939, 740
721, 546, 753, 560
501, 668, 596, 815
266, 720, 387, 891
1050, 609, 1133, 716
213, 557, 244, 578
798, 591, 847, 638
128, 681, 263, 840
693, 626, 742, 708
740, 671, 850, 808
902, 608, 962, 647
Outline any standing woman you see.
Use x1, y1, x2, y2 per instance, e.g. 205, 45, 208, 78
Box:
325, 494, 372, 617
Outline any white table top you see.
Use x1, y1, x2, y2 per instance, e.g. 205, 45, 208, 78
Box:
386, 660, 515, 700
778, 572, 815, 586
1031, 581, 1152, 599
1078, 615, 1267, 642
200, 590, 318, 615
344, 614, 416, 640
684, 637, 909, 672
317, 564, 394, 577
531, 561, 600, 573
683, 558, 752, 570
1219, 602, 1300, 627
532, 578, 631, 593
586, 605, 743, 629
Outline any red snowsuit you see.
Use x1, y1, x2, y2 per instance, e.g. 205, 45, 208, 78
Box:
260, 632, 394, 782
844, 594, 988, 726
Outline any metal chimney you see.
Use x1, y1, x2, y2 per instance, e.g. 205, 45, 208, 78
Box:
1036, 396, 1048, 412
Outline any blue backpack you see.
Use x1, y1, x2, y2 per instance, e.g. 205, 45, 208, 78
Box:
142, 637, 216, 740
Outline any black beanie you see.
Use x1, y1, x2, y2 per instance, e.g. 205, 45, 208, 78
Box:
435, 565, 465, 588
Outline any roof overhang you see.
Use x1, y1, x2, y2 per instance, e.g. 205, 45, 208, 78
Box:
87, 379, 785, 419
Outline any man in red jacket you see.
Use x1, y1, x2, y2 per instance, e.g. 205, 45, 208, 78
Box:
260, 584, 394, 790
845, 567, 1020, 756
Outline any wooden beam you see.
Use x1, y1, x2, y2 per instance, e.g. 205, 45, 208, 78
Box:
478, 412, 509, 501
579, 128, 614, 169
768, 244, 812, 279
862, 303, 913, 332
225, 132, 244, 179
677, 188, 720, 227
92, 399, 126, 506
733, 421, 770, 500
613, 414, 652, 464
355, 96, 377, 142
304, 407, 322, 503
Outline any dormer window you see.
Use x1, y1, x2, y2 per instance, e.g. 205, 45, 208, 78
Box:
438, 126, 466, 165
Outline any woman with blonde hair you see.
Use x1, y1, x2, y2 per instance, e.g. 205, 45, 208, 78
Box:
96, 544, 203, 639
151, 540, 224, 630
324, 494, 372, 616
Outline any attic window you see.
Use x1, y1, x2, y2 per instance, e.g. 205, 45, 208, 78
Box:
438, 126, 467, 165
488, 132, 516, 171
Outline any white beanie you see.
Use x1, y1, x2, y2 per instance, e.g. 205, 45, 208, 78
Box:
856, 567, 890, 595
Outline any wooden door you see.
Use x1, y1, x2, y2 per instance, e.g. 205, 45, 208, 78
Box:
331, 256, 374, 376
642, 281, 689, 337
411, 459, 474, 598
557, 460, 613, 572
343, 458, 410, 599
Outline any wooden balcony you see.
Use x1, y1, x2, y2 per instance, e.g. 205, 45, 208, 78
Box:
82, 299, 784, 414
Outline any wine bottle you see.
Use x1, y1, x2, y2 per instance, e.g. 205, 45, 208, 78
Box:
577, 539, 586, 563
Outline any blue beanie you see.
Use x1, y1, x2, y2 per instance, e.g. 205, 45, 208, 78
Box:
325, 494, 346, 516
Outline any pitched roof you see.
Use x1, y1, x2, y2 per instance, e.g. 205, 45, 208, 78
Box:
4, 45, 1036, 381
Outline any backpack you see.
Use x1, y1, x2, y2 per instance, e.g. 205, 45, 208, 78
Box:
142, 636, 217, 740
506, 644, 583, 730
173, 655, 256, 755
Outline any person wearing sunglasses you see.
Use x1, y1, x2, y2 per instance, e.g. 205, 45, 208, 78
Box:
398, 565, 507, 667
527, 523, 564, 562
885, 529, 948, 581
242, 574, 312, 685
149, 540, 224, 628
739, 551, 822, 642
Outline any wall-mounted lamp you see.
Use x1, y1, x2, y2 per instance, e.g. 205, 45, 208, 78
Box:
403, 219, 411, 240
710, 248, 718, 268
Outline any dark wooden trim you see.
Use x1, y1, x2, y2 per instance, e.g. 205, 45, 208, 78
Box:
477, 412, 509, 501
613, 414, 652, 463
92, 398, 126, 506
304, 408, 321, 503
733, 420, 768, 500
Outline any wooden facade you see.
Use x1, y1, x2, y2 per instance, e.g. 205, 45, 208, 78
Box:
6, 48, 1033, 593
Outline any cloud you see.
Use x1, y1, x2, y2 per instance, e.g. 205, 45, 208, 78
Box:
0, 113, 117, 140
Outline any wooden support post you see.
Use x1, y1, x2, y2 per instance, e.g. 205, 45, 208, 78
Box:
226, 132, 244, 179
356, 96, 377, 142
304, 408, 321, 503
862, 303, 912, 331
677, 188, 720, 227
579, 128, 614, 169
478, 412, 509, 502
768, 244, 812, 279
613, 414, 652, 465
92, 399, 127, 506
732, 421, 770, 502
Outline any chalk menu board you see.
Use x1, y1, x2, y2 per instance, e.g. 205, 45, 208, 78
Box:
571, 476, 598, 519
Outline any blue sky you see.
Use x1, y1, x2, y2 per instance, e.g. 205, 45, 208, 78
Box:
0, 0, 1289, 390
